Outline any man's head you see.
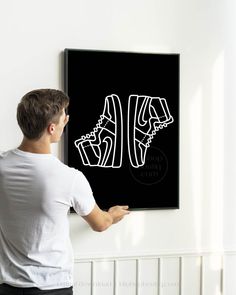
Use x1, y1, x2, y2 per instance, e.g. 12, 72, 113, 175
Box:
17, 89, 70, 142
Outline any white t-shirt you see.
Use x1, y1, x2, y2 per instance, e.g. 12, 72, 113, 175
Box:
0, 148, 95, 290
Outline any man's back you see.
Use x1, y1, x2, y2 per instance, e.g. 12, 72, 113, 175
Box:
0, 148, 95, 290
0, 89, 129, 294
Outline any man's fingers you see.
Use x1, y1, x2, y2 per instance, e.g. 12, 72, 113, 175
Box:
120, 205, 129, 209
120, 205, 130, 214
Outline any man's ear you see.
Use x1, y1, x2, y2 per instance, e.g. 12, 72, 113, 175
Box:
48, 123, 56, 135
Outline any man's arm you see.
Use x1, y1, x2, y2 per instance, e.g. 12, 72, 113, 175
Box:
82, 204, 130, 232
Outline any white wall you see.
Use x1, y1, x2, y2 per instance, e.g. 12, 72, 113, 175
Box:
0, 0, 236, 292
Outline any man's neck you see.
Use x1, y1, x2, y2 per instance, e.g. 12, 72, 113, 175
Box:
18, 137, 51, 154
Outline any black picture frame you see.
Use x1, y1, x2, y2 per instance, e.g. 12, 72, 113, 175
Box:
64, 48, 180, 211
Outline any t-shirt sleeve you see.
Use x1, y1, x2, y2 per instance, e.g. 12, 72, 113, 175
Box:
70, 171, 96, 216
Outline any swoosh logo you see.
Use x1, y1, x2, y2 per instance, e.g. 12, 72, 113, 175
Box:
137, 96, 151, 127
101, 136, 113, 166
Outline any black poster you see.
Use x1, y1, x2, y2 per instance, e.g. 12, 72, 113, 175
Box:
64, 49, 179, 210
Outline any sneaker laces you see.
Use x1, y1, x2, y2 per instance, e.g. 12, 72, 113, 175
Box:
140, 122, 168, 147
81, 115, 111, 140
80, 115, 105, 140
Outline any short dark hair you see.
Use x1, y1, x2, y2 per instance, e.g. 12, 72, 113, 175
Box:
17, 89, 70, 140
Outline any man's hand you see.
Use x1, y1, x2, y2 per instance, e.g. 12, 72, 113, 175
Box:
82, 204, 130, 232
108, 205, 130, 224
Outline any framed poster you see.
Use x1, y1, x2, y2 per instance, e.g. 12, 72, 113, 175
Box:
64, 49, 179, 210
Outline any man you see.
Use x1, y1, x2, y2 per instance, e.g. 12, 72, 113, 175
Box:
0, 89, 130, 295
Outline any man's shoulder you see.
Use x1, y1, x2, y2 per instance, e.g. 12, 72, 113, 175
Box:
53, 158, 82, 177
0, 149, 13, 159
0, 150, 16, 173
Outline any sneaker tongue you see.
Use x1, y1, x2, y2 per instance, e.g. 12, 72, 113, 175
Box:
103, 96, 115, 121
150, 98, 167, 122
102, 99, 110, 119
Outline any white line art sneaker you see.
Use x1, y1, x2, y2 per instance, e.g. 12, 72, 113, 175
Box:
74, 94, 123, 168
128, 95, 174, 168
